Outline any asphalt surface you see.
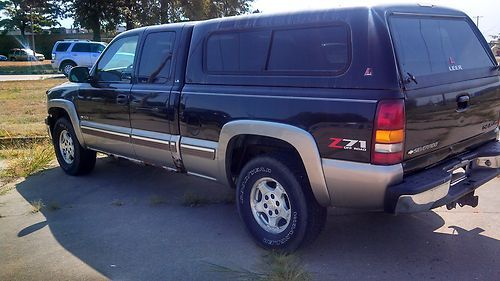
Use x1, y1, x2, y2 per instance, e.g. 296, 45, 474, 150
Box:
0, 157, 498, 281
0, 74, 65, 81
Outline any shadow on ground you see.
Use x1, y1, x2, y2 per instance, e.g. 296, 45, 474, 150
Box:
13, 157, 500, 280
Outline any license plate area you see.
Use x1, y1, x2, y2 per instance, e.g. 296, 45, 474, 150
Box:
450, 161, 471, 186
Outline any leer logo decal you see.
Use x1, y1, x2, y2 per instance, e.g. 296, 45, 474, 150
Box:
329, 138, 367, 152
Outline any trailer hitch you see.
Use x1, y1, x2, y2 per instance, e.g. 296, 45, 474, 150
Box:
446, 192, 479, 210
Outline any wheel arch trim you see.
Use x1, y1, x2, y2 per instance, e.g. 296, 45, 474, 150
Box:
217, 120, 331, 206
47, 99, 85, 146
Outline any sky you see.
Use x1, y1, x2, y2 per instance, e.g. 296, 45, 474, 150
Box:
252, 0, 500, 40
55, 0, 500, 41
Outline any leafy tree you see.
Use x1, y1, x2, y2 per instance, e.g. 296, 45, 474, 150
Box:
181, 0, 253, 21
71, 0, 121, 41
0, 0, 66, 36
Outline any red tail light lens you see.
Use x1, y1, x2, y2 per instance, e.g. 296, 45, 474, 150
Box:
372, 100, 405, 165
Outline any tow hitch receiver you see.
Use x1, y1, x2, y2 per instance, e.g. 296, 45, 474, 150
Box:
446, 191, 479, 210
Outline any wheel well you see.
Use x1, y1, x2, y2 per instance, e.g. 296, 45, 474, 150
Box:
226, 134, 306, 189
59, 59, 76, 70
47, 107, 70, 133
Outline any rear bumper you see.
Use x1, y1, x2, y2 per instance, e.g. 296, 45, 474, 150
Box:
385, 140, 499, 213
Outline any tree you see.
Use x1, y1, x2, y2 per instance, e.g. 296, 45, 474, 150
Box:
0, 0, 66, 37
181, 0, 253, 21
71, 0, 121, 41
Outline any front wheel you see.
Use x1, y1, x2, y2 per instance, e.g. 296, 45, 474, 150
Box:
53, 118, 96, 175
236, 155, 326, 251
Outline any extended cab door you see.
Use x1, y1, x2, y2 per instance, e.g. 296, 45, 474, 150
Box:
76, 34, 140, 158
389, 15, 500, 171
130, 27, 178, 168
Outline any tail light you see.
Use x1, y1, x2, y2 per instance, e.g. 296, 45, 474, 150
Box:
371, 100, 405, 165
52, 53, 56, 60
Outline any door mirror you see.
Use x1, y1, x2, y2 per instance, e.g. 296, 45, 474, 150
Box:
68, 66, 90, 83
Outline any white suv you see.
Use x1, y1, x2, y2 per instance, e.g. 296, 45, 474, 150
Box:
51, 40, 107, 76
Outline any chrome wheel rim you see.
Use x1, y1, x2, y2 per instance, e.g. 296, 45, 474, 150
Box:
250, 177, 292, 234
63, 65, 73, 75
59, 129, 75, 164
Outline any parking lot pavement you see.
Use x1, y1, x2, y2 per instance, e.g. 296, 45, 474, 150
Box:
0, 74, 65, 81
0, 157, 498, 281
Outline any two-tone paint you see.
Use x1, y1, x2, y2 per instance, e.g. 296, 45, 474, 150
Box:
47, 5, 500, 211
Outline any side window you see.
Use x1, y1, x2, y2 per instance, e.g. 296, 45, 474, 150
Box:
95, 35, 138, 83
55, 43, 71, 52
137, 32, 175, 84
206, 30, 271, 73
267, 26, 349, 73
91, 43, 105, 53
71, 43, 91, 53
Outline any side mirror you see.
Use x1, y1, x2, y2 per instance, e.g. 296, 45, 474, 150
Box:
68, 66, 90, 83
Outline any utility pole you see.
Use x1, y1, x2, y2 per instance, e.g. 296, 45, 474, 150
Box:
30, 2, 36, 52
474, 16, 483, 27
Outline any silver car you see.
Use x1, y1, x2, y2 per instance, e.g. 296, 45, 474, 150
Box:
51, 40, 107, 76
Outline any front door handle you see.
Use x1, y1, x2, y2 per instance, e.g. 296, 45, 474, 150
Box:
456, 95, 470, 112
116, 94, 128, 105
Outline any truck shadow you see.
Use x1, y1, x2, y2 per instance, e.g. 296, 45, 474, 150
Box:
14, 157, 499, 280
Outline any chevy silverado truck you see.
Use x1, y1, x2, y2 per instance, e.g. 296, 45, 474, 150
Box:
46, 5, 500, 251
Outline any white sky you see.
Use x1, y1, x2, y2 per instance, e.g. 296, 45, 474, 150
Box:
252, 0, 500, 40
57, 0, 499, 40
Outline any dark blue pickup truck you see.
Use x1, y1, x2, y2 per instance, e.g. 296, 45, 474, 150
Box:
45, 4, 500, 251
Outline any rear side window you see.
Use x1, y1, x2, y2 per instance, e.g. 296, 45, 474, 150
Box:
91, 43, 105, 53
206, 30, 271, 73
55, 43, 71, 52
390, 17, 494, 78
71, 43, 91, 52
268, 26, 349, 73
137, 31, 175, 83
205, 24, 350, 75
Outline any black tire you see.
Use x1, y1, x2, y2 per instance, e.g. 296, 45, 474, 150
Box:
60, 61, 76, 77
52, 118, 96, 176
236, 155, 327, 252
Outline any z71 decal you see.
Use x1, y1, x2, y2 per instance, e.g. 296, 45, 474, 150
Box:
329, 138, 367, 152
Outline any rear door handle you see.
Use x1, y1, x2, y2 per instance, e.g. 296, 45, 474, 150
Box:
456, 95, 470, 112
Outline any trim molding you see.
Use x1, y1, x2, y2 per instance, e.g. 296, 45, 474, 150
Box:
218, 120, 331, 206
47, 99, 85, 145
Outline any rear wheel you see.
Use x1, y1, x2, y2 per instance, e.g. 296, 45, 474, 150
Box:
236, 155, 326, 251
61, 61, 76, 77
52, 118, 96, 175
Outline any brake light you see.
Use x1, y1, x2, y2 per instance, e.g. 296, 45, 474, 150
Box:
372, 100, 405, 165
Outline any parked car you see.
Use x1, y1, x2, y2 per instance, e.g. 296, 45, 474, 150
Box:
46, 5, 500, 251
8, 48, 45, 61
0, 55, 7, 61
51, 39, 107, 76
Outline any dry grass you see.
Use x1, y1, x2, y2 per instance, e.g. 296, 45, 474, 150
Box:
209, 252, 312, 281
0, 60, 57, 75
30, 199, 44, 214
111, 199, 124, 207
0, 60, 52, 67
150, 194, 167, 205
0, 139, 55, 181
0, 78, 65, 138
